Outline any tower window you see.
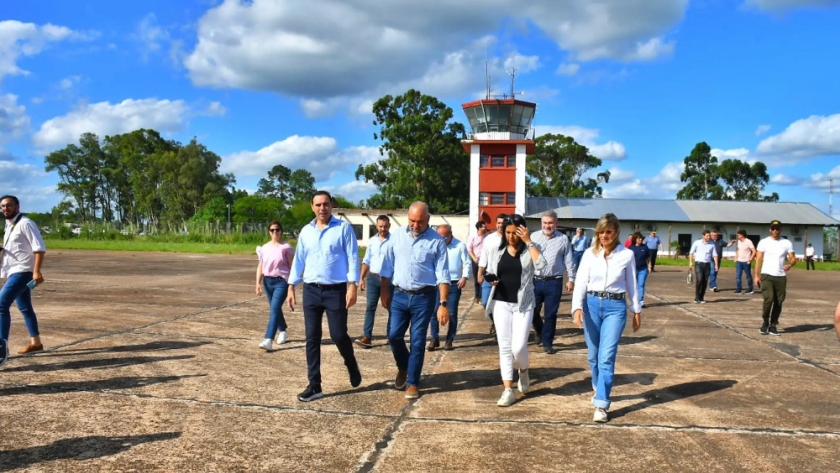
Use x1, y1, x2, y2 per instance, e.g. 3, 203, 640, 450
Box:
491, 156, 506, 167
479, 192, 489, 205
480, 155, 489, 167
506, 192, 516, 205
490, 193, 505, 205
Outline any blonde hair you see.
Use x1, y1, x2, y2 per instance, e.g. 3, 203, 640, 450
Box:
592, 213, 620, 256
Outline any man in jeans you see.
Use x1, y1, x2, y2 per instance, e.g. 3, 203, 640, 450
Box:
709, 230, 726, 292
0, 195, 47, 366
530, 211, 575, 354
728, 230, 755, 294
355, 215, 393, 349
427, 224, 470, 351
571, 228, 590, 277
643, 230, 664, 272
754, 220, 796, 336
688, 230, 718, 304
466, 221, 487, 303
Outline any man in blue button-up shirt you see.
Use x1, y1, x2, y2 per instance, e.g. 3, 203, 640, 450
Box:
688, 230, 719, 304
286, 190, 362, 402
355, 215, 393, 349
427, 224, 470, 352
380, 202, 449, 400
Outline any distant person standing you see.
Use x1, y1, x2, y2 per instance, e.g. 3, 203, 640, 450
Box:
467, 221, 488, 303
479, 214, 507, 335
530, 211, 575, 354
709, 230, 726, 292
286, 190, 362, 402
834, 301, 840, 341
0, 195, 47, 366
688, 230, 718, 304
355, 215, 393, 349
628, 232, 651, 307
255, 221, 294, 351
727, 230, 755, 295
623, 234, 633, 248
428, 224, 470, 351
754, 220, 796, 336
643, 230, 664, 272
380, 201, 450, 400
571, 228, 590, 276
805, 243, 816, 270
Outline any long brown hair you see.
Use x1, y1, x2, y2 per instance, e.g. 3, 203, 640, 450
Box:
592, 213, 620, 256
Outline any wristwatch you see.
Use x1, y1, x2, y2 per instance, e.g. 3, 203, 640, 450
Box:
527, 242, 536, 248
439, 301, 448, 308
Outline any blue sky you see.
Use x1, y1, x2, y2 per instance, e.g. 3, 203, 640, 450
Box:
2, 0, 840, 216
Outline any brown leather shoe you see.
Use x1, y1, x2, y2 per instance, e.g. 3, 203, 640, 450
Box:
427, 338, 439, 351
18, 343, 43, 354
405, 385, 419, 399
444, 340, 453, 351
354, 336, 372, 349
395, 369, 408, 390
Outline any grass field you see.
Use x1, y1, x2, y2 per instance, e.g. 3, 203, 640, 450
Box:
653, 256, 840, 271
46, 239, 370, 259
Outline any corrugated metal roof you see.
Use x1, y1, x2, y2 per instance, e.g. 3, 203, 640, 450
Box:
525, 198, 839, 225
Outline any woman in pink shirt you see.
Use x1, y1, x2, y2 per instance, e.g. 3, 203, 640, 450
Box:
256, 221, 294, 351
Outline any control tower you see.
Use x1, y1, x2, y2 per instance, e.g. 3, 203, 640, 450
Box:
461, 74, 536, 230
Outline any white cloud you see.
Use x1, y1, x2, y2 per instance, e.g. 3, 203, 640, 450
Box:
710, 147, 754, 163
504, 53, 540, 73
606, 167, 636, 184
556, 63, 580, 76
0, 20, 88, 82
32, 98, 192, 150
0, 161, 54, 211
744, 0, 840, 11
770, 173, 803, 186
222, 136, 380, 182
536, 125, 627, 161
201, 101, 226, 116
0, 94, 31, 144
755, 124, 771, 136
59, 75, 81, 89
323, 180, 378, 204
184, 0, 687, 99
756, 114, 840, 161
603, 161, 684, 198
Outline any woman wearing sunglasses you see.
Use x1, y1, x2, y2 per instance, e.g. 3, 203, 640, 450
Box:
256, 221, 294, 351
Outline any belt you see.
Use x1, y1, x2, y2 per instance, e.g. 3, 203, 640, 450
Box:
306, 282, 346, 290
695, 261, 711, 265
395, 285, 436, 295
264, 275, 286, 280
535, 275, 563, 281
587, 291, 626, 300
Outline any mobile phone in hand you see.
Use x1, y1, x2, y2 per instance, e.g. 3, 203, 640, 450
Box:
27, 280, 37, 290
484, 273, 499, 283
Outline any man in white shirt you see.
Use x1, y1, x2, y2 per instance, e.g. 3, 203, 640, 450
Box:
805, 243, 816, 270
754, 220, 796, 336
688, 230, 718, 304
0, 195, 47, 366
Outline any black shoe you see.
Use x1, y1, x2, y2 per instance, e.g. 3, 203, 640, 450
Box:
746, 290, 755, 295
443, 340, 453, 351
693, 299, 699, 304
0, 338, 8, 367
348, 360, 362, 388
760, 322, 769, 335
297, 384, 323, 402
768, 325, 780, 336
544, 345, 557, 355
712, 287, 719, 292
733, 291, 742, 294
427, 338, 439, 352
531, 332, 541, 345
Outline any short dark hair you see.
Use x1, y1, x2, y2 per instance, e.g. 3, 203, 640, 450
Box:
737, 229, 747, 237
311, 190, 332, 203
0, 195, 19, 206
701, 229, 710, 235
376, 215, 390, 223
267, 221, 282, 232
495, 213, 507, 221
475, 221, 486, 230
632, 231, 643, 241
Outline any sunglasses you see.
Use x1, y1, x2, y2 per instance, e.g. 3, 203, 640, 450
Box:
269, 228, 282, 233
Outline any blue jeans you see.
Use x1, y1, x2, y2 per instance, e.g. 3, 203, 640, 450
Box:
429, 283, 461, 341
262, 277, 289, 339
388, 288, 436, 387
480, 280, 492, 308
735, 262, 753, 292
533, 278, 563, 347
709, 263, 718, 289
635, 268, 649, 303
583, 294, 627, 410
572, 251, 584, 275
363, 274, 393, 339
0, 272, 39, 341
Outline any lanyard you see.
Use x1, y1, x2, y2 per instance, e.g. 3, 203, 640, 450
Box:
3, 213, 23, 248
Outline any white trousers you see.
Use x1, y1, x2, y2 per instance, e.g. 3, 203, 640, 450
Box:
492, 301, 534, 381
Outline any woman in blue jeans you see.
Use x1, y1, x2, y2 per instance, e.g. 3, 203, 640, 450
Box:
628, 232, 651, 308
256, 221, 294, 351
571, 213, 642, 423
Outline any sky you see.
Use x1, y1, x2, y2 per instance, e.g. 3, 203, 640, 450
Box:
2, 0, 840, 217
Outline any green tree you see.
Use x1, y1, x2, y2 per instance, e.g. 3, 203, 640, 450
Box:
288, 169, 316, 202
355, 89, 469, 213
717, 159, 779, 202
190, 196, 229, 222
231, 195, 284, 224
256, 164, 293, 201
677, 142, 724, 200
526, 133, 611, 198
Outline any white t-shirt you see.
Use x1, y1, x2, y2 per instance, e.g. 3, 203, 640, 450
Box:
805, 246, 815, 257
2, 215, 47, 278
757, 237, 793, 277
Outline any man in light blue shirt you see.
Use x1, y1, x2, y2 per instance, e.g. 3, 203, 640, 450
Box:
427, 224, 470, 352
286, 190, 362, 402
571, 228, 590, 277
355, 215, 393, 349
643, 231, 664, 272
380, 202, 450, 400
688, 230, 719, 304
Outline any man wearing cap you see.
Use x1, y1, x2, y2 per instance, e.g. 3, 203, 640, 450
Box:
688, 230, 718, 303
643, 230, 664, 272
571, 228, 590, 276
709, 230, 727, 292
754, 220, 795, 336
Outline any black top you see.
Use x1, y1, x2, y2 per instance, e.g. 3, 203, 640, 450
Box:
493, 250, 522, 303
712, 237, 726, 261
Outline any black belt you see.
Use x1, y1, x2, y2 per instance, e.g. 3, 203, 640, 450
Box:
395, 285, 436, 295
587, 291, 626, 300
264, 276, 286, 280
535, 275, 563, 281
306, 282, 346, 290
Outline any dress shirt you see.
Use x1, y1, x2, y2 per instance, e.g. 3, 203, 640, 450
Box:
467, 233, 486, 260
444, 237, 472, 281
1, 214, 46, 278
531, 231, 576, 282
380, 226, 449, 291
362, 233, 392, 275
288, 216, 359, 286
483, 244, 547, 316
572, 234, 590, 252
478, 232, 502, 268
571, 245, 641, 314
689, 239, 718, 264
643, 235, 661, 250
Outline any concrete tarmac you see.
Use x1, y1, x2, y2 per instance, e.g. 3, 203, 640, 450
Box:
0, 251, 838, 472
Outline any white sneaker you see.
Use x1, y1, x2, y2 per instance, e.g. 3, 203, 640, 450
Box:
276, 331, 289, 344
517, 370, 530, 394
497, 388, 516, 407
593, 407, 608, 423
259, 338, 273, 351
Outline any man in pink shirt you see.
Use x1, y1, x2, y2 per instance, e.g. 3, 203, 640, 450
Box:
727, 229, 756, 294
466, 221, 487, 303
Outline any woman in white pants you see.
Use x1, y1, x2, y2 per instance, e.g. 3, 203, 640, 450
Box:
480, 214, 546, 407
